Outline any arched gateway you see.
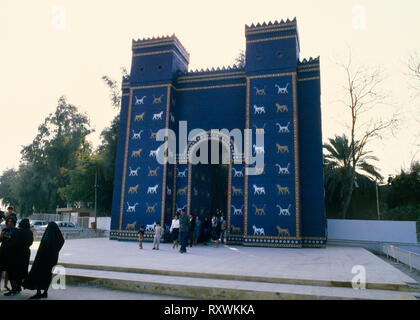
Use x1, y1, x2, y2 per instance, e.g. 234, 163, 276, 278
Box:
110, 19, 326, 247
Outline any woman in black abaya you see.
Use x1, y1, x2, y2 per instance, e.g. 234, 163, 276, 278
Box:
23, 221, 65, 299
0, 216, 17, 293
4, 219, 33, 296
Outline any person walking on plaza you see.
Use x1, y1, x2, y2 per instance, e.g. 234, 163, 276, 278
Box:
152, 222, 164, 250
193, 216, 201, 246
187, 213, 195, 248
23, 221, 65, 299
220, 217, 227, 244
212, 216, 222, 248
170, 214, 180, 249
179, 209, 190, 253
4, 219, 33, 296
138, 225, 145, 249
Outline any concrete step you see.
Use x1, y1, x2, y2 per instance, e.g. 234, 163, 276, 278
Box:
62, 267, 419, 300
51, 261, 419, 293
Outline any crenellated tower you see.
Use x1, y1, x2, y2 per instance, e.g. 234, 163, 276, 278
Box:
130, 34, 189, 83
243, 18, 303, 246
110, 35, 189, 239
245, 18, 300, 74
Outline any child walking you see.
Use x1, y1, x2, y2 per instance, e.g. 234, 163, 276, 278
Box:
138, 225, 145, 249
152, 222, 164, 250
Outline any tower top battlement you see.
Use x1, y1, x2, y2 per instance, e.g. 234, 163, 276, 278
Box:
298, 57, 320, 68
245, 17, 297, 31
245, 18, 299, 44
180, 65, 244, 77
132, 34, 190, 64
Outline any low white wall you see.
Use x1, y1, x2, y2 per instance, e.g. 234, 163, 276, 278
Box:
82, 218, 417, 242
88, 217, 111, 230
327, 219, 417, 243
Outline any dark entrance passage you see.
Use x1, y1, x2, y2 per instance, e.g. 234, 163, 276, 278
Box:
189, 142, 229, 222
190, 163, 228, 221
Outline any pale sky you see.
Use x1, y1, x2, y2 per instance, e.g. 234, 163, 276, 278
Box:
0, 0, 419, 178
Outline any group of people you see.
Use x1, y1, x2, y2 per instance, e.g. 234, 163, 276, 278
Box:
0, 206, 65, 299
137, 209, 227, 254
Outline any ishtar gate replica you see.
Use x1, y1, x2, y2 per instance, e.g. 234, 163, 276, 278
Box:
110, 18, 326, 247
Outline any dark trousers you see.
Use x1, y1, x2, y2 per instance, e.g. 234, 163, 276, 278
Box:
180, 231, 188, 252
188, 231, 194, 246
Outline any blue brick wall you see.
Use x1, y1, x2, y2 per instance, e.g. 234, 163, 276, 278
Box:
110, 21, 326, 247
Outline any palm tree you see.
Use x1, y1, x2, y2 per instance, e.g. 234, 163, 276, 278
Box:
323, 134, 383, 219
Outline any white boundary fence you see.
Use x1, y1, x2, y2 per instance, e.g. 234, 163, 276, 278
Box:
383, 245, 420, 272
76, 217, 90, 229
30, 213, 60, 222
88, 217, 111, 230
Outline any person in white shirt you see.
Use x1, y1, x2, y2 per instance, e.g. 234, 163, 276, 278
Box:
169, 215, 180, 249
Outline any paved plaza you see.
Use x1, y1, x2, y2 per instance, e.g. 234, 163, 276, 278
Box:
30, 238, 416, 287
0, 238, 412, 300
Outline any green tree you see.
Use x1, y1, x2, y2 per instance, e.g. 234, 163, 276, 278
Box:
59, 71, 124, 215
324, 134, 383, 219
234, 50, 245, 68
381, 205, 420, 221
0, 168, 20, 208
11, 163, 43, 215
58, 153, 98, 208
16, 96, 92, 214
94, 70, 125, 214
101, 67, 128, 109
386, 161, 420, 209
95, 115, 120, 214
58, 118, 119, 215
59, 115, 121, 215
0, 69, 124, 216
